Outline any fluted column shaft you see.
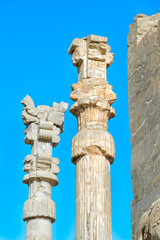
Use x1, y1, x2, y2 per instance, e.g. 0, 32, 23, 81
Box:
75, 155, 111, 240
26, 218, 52, 240
25, 179, 53, 240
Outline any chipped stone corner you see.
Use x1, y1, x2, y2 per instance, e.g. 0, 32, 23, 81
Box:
127, 11, 160, 47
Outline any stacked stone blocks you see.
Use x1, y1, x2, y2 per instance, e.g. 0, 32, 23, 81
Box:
128, 12, 160, 240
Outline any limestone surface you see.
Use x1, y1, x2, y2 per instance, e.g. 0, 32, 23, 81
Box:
128, 12, 160, 240
21, 95, 68, 240
69, 34, 116, 240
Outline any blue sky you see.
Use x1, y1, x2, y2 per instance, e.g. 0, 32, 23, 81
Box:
0, 0, 159, 239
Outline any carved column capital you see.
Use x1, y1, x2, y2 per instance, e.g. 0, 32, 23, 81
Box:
69, 35, 116, 165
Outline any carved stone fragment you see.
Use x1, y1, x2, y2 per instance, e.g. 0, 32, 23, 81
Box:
138, 199, 160, 240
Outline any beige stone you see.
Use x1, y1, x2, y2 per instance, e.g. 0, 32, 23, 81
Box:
138, 199, 160, 240
128, 12, 160, 240
69, 34, 116, 240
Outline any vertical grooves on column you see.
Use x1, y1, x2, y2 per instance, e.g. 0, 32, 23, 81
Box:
75, 155, 111, 240
69, 35, 116, 240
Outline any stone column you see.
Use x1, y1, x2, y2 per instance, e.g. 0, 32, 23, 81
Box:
69, 34, 116, 240
21, 95, 68, 240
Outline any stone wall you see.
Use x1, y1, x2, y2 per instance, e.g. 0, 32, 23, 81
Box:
128, 12, 160, 240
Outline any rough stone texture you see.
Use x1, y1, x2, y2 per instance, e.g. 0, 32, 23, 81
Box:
21, 95, 68, 240
137, 199, 160, 240
127, 12, 160, 240
69, 34, 116, 240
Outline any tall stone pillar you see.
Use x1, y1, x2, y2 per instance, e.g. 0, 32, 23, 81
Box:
21, 95, 68, 240
69, 35, 116, 240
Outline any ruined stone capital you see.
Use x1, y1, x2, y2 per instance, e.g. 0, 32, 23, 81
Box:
21, 95, 68, 240
69, 34, 116, 165
68, 34, 114, 82
69, 34, 116, 240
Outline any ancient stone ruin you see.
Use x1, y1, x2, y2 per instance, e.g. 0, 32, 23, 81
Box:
20, 11, 160, 240
69, 34, 116, 240
21, 95, 68, 239
128, 12, 160, 240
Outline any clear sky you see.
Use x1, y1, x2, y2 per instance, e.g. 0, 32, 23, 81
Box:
0, 0, 159, 239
